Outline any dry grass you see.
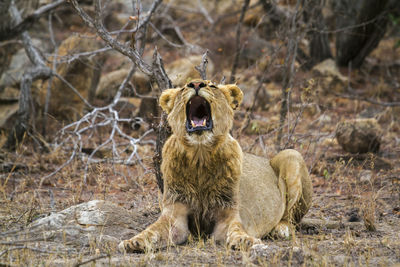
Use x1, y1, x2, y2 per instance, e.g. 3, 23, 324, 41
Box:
1, 93, 399, 266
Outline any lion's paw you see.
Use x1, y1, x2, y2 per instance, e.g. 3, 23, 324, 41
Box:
227, 234, 262, 251
118, 235, 154, 253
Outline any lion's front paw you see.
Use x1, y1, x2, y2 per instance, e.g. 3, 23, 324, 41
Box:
227, 234, 262, 251
119, 234, 155, 253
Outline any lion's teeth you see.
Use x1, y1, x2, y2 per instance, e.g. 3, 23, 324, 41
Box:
202, 119, 206, 126
191, 120, 196, 128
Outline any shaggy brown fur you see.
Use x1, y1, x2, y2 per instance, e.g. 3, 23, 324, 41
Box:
119, 80, 312, 252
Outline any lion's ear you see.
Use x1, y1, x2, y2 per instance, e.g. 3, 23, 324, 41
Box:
159, 89, 179, 114
220, 84, 243, 110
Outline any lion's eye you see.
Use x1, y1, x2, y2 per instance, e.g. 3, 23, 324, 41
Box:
199, 82, 206, 88
209, 84, 217, 89
187, 83, 195, 88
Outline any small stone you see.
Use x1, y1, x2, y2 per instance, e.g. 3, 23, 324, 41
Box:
359, 170, 373, 183
312, 59, 348, 92
335, 118, 382, 153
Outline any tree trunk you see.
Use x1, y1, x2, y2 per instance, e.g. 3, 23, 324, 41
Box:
305, 0, 332, 67
335, 0, 390, 68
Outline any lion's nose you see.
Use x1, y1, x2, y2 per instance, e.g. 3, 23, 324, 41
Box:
188, 82, 206, 95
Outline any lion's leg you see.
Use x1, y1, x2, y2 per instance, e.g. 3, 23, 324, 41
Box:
119, 202, 189, 253
212, 208, 261, 250
270, 149, 312, 238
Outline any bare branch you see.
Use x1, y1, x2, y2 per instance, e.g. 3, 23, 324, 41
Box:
39, 65, 153, 186
195, 50, 209, 80
229, 0, 250, 83
0, 0, 66, 41
156, 14, 203, 52
149, 22, 184, 48
54, 46, 112, 64
197, 0, 214, 24
43, 11, 57, 137
3, 3, 55, 148
152, 47, 173, 90
53, 73, 94, 109
134, 0, 162, 32
69, 0, 152, 76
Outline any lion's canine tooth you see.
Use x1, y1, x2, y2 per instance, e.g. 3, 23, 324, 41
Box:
202, 119, 206, 126
191, 120, 196, 128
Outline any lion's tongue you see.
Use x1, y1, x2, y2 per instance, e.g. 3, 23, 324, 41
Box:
191, 117, 206, 127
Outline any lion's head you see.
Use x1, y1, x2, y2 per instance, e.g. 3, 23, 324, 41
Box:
159, 80, 243, 146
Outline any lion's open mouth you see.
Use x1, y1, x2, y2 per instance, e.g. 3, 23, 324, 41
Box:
186, 96, 213, 133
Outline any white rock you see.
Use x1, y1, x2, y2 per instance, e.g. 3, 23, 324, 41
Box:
359, 170, 373, 183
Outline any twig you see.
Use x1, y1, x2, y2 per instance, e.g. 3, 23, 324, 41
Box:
72, 254, 109, 267
229, 0, 250, 83
276, 0, 302, 151
133, 0, 162, 56
157, 14, 202, 52
129, 82, 158, 99
197, 0, 214, 24
334, 93, 400, 107
0, 0, 66, 41
282, 79, 315, 149
152, 47, 173, 90
134, 0, 162, 33
53, 73, 94, 109
56, 46, 112, 64
195, 50, 209, 80
0, 245, 56, 257
42, 11, 57, 137
149, 22, 184, 48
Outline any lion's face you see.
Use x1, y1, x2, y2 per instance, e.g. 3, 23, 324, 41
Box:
159, 80, 243, 146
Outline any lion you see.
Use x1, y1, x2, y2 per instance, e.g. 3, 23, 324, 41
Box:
119, 80, 312, 252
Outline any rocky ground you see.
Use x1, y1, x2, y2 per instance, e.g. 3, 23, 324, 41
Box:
0, 0, 400, 266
